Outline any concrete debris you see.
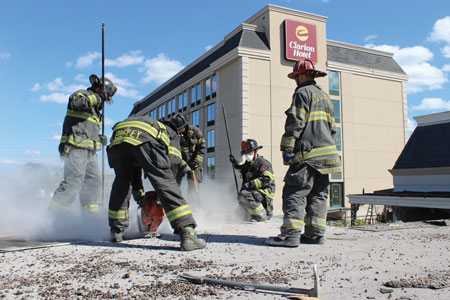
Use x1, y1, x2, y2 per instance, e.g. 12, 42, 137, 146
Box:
384, 271, 450, 289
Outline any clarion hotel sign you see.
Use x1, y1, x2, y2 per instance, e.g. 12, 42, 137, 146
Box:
285, 19, 317, 62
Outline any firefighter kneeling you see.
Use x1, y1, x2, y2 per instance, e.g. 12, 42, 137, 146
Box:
230, 139, 275, 222
106, 116, 206, 251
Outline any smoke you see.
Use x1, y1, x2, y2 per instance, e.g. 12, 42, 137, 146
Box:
0, 163, 110, 242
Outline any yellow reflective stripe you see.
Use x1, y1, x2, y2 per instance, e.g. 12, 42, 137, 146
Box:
293, 145, 338, 163
253, 179, 262, 189
287, 105, 307, 119
249, 203, 264, 215
262, 170, 275, 181
181, 147, 189, 153
280, 136, 295, 148
307, 111, 333, 123
108, 209, 129, 220
258, 188, 274, 199
83, 204, 101, 213
169, 146, 182, 159
305, 216, 327, 228
67, 109, 101, 126
113, 121, 170, 148
110, 136, 142, 147
195, 155, 204, 163
317, 166, 342, 174
166, 205, 192, 222
49, 200, 71, 211
282, 218, 304, 230
87, 94, 99, 107
61, 135, 98, 150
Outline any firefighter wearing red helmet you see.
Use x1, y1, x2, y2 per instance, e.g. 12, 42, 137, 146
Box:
229, 139, 275, 222
49, 74, 116, 216
267, 59, 341, 247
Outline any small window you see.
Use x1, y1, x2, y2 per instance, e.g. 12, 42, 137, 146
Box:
183, 91, 188, 111
205, 78, 211, 101
150, 109, 157, 119
196, 83, 201, 105
332, 99, 341, 123
192, 110, 199, 127
207, 103, 215, 126
334, 127, 341, 151
158, 104, 165, 120
207, 157, 215, 178
178, 94, 183, 112
207, 130, 215, 153
191, 87, 196, 107
329, 71, 340, 96
211, 75, 217, 98
330, 182, 344, 207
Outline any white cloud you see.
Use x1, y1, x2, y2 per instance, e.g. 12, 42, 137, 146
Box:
104, 118, 115, 126
65, 62, 73, 68
45, 77, 84, 94
411, 97, 450, 111
104, 72, 141, 99
0, 51, 11, 60
105, 72, 134, 87
205, 45, 213, 51
142, 53, 184, 85
443, 64, 450, 72
364, 35, 377, 42
75, 52, 101, 69
30, 83, 41, 92
427, 16, 450, 43
365, 44, 448, 93
75, 74, 89, 83
40, 92, 70, 104
51, 134, 61, 141
441, 45, 450, 58
24, 149, 41, 156
105, 50, 144, 67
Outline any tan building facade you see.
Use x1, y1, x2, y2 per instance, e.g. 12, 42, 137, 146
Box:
130, 5, 408, 215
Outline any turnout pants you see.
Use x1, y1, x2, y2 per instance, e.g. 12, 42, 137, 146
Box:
107, 142, 196, 234
281, 164, 329, 238
49, 147, 101, 214
238, 190, 272, 220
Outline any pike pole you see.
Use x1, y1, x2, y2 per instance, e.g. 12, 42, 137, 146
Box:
101, 22, 105, 205
222, 105, 239, 197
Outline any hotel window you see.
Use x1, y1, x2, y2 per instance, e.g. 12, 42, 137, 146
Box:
207, 157, 215, 178
192, 110, 199, 127
183, 91, 188, 111
150, 109, 157, 119
330, 182, 344, 207
211, 75, 217, 98
207, 130, 215, 153
158, 104, 165, 120
334, 128, 341, 151
207, 103, 215, 126
191, 86, 196, 107
329, 71, 340, 96
178, 94, 183, 112
205, 78, 211, 101
168, 98, 175, 116
332, 99, 341, 123
196, 83, 201, 105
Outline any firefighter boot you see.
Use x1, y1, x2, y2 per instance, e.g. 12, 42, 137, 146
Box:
300, 234, 325, 245
110, 229, 123, 243
179, 226, 206, 251
266, 233, 300, 247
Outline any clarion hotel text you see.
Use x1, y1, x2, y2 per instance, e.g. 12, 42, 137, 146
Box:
289, 41, 315, 58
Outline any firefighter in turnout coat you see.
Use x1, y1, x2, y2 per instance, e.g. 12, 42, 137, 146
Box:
229, 139, 275, 222
49, 75, 116, 215
107, 115, 205, 251
267, 59, 341, 247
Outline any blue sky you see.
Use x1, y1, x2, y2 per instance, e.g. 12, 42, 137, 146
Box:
1, 0, 449, 170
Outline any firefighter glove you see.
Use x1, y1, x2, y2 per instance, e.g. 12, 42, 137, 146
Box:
132, 189, 145, 207
99, 134, 108, 146
190, 161, 199, 170
282, 151, 295, 165
229, 155, 237, 166
241, 182, 251, 191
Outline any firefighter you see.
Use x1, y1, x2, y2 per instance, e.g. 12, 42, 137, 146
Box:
49, 74, 116, 215
107, 115, 206, 251
177, 114, 206, 202
229, 139, 275, 222
266, 59, 341, 247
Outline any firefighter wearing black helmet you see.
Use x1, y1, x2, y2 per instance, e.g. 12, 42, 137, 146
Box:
106, 115, 205, 251
175, 114, 206, 201
229, 139, 275, 222
267, 59, 341, 247
49, 74, 117, 216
